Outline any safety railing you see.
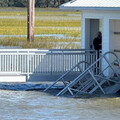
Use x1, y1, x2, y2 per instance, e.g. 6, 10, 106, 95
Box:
0, 49, 97, 79
53, 51, 120, 96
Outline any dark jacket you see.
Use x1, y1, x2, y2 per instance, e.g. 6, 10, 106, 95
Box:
93, 36, 102, 50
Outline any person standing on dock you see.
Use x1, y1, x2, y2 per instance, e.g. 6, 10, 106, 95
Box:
93, 31, 102, 59
93, 31, 102, 74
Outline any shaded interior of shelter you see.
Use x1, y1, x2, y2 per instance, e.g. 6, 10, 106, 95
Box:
84, 18, 120, 53
84, 18, 102, 50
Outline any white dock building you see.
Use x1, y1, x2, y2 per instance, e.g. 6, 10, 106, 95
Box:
60, 0, 120, 63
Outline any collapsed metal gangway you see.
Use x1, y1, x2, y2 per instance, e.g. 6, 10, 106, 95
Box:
44, 51, 120, 96
44, 61, 90, 92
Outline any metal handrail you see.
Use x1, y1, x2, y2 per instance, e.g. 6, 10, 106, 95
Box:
55, 51, 120, 96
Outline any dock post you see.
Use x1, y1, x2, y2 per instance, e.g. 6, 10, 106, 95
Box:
27, 0, 35, 42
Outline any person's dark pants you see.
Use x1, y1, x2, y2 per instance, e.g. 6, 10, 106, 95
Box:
95, 50, 100, 74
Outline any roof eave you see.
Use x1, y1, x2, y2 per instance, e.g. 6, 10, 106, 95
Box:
60, 6, 120, 11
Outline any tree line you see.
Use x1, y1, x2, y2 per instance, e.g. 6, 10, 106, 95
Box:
0, 0, 71, 7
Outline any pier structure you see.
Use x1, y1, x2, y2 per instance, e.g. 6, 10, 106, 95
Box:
45, 51, 120, 96
0, 49, 96, 82
0, 0, 120, 96
44, 0, 120, 95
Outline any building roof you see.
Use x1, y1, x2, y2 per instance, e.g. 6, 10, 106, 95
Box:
60, 0, 120, 10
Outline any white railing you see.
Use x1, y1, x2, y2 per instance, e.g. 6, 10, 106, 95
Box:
0, 49, 97, 79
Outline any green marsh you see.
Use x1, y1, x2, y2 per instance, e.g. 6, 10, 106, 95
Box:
0, 8, 81, 49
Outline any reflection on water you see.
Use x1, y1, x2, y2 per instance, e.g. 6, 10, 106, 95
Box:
0, 34, 81, 39
0, 45, 21, 49
0, 34, 81, 40
0, 34, 65, 38
0, 88, 120, 120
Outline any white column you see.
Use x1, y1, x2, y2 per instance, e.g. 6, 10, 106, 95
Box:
102, 18, 110, 54
102, 17, 110, 76
81, 17, 90, 49
109, 20, 114, 51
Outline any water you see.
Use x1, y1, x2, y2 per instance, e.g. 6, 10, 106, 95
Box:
0, 34, 65, 38
0, 84, 120, 120
0, 45, 21, 49
0, 34, 81, 39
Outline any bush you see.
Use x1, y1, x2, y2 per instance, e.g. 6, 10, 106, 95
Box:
0, 0, 71, 8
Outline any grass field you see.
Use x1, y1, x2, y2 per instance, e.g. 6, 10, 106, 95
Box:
0, 7, 81, 49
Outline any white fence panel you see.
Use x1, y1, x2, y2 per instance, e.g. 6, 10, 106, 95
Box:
0, 49, 97, 77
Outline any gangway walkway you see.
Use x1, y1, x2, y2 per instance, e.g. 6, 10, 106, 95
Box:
44, 61, 90, 93
44, 51, 120, 96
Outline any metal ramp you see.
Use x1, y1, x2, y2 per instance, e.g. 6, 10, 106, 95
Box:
44, 61, 90, 92
44, 51, 120, 96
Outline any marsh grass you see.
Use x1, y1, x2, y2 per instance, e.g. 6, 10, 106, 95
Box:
0, 8, 81, 48
0, 37, 81, 49
0, 19, 80, 36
